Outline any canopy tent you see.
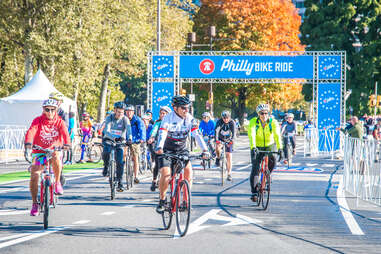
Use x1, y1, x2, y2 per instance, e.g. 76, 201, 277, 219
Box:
0, 70, 77, 127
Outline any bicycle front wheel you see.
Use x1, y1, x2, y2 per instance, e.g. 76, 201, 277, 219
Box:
89, 145, 102, 163
72, 144, 83, 163
162, 186, 173, 230
261, 174, 271, 210
220, 153, 225, 186
109, 161, 116, 200
43, 181, 50, 229
176, 180, 191, 237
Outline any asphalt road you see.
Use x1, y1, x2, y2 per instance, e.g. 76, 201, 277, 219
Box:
1, 136, 381, 254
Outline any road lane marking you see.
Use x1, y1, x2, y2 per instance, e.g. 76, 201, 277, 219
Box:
0, 209, 29, 216
73, 220, 91, 225
0, 233, 30, 242
235, 165, 250, 171
101, 211, 116, 216
0, 187, 27, 194
337, 175, 364, 235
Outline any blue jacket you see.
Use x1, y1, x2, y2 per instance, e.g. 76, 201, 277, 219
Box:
199, 119, 216, 137
128, 115, 146, 143
146, 124, 153, 142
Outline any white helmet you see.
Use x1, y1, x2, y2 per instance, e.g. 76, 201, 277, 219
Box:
42, 99, 59, 108
256, 104, 270, 113
202, 112, 211, 118
160, 106, 171, 113
287, 113, 294, 118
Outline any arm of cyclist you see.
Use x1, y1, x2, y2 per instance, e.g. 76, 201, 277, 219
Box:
272, 120, 283, 151
190, 119, 209, 157
155, 120, 169, 155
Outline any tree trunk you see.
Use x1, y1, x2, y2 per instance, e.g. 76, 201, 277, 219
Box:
237, 87, 247, 126
98, 63, 110, 122
24, 47, 33, 84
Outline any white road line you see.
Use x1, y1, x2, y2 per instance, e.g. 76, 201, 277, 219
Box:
73, 220, 91, 225
0, 233, 30, 242
0, 210, 29, 216
0, 187, 27, 194
337, 175, 364, 235
100, 211, 116, 216
306, 163, 318, 167
235, 165, 250, 171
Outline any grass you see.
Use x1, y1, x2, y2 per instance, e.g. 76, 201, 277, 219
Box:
0, 162, 103, 184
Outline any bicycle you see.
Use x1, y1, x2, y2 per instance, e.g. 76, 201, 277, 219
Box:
32, 145, 62, 229
103, 138, 126, 200
283, 133, 294, 168
139, 143, 149, 175
73, 136, 102, 163
125, 144, 134, 190
160, 152, 201, 237
201, 135, 216, 170
254, 150, 280, 210
217, 140, 230, 186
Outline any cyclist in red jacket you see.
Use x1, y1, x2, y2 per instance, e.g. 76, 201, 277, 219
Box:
25, 99, 71, 216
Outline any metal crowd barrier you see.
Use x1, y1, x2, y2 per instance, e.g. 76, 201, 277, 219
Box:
303, 128, 343, 159
343, 137, 381, 206
0, 126, 27, 163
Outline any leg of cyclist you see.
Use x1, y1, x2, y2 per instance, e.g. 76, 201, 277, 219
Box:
226, 143, 233, 181
183, 161, 192, 189
291, 136, 296, 155
151, 151, 159, 191
215, 142, 222, 166
131, 143, 140, 183
79, 134, 87, 163
250, 149, 264, 202
283, 137, 289, 162
51, 151, 63, 195
156, 153, 171, 213
115, 146, 125, 191
102, 142, 112, 177
29, 164, 44, 216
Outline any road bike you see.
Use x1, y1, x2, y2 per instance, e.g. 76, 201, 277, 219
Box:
218, 141, 230, 186
201, 135, 216, 170
73, 136, 102, 163
160, 152, 201, 237
283, 133, 295, 168
103, 139, 126, 200
254, 150, 280, 210
139, 143, 151, 174
32, 145, 62, 229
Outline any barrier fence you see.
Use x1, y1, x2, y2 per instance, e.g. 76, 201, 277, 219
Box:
343, 137, 381, 206
0, 126, 27, 163
303, 128, 343, 159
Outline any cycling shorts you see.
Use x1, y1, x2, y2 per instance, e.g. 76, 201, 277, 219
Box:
157, 150, 190, 172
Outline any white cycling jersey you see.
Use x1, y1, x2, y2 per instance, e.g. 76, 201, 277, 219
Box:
156, 111, 208, 152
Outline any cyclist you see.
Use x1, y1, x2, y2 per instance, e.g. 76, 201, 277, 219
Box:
155, 96, 209, 213
125, 104, 146, 184
248, 103, 282, 202
145, 109, 155, 125
215, 110, 235, 181
102, 101, 132, 191
147, 106, 171, 191
281, 113, 297, 160
199, 112, 215, 137
64, 111, 75, 164
25, 99, 71, 216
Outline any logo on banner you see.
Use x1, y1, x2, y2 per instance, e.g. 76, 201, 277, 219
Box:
319, 90, 340, 110
318, 118, 339, 129
199, 59, 215, 75
153, 56, 174, 78
319, 56, 340, 79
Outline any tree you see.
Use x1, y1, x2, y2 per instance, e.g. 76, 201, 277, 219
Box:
192, 0, 304, 122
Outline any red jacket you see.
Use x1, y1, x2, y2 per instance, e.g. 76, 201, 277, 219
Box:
25, 113, 71, 153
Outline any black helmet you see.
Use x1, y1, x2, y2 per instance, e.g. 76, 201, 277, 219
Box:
171, 95, 190, 106
114, 101, 126, 109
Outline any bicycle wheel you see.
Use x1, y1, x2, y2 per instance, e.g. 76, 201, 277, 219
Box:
221, 152, 225, 186
109, 161, 116, 200
287, 144, 292, 168
202, 159, 206, 170
89, 145, 102, 163
72, 144, 83, 163
125, 152, 133, 190
176, 180, 191, 237
43, 181, 50, 229
261, 174, 271, 210
161, 185, 173, 230
208, 159, 211, 169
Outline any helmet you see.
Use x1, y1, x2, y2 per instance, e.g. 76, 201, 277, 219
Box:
160, 106, 171, 113
256, 104, 270, 113
142, 114, 150, 120
82, 112, 89, 117
49, 92, 64, 102
221, 110, 231, 118
287, 113, 294, 118
106, 110, 113, 116
114, 101, 126, 110
145, 109, 152, 115
171, 95, 190, 106
202, 112, 211, 118
42, 99, 59, 108
125, 104, 135, 111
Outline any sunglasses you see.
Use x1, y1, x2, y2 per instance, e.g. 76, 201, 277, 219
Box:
180, 106, 189, 110
44, 108, 56, 113
259, 112, 269, 115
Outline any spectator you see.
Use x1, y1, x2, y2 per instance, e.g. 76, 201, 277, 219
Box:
64, 112, 75, 164
79, 112, 93, 163
337, 116, 363, 138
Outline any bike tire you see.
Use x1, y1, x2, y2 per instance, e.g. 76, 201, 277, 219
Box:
287, 144, 292, 168
176, 180, 191, 237
202, 160, 206, 170
221, 152, 225, 186
261, 174, 271, 210
89, 145, 102, 163
43, 181, 50, 229
208, 159, 211, 169
161, 185, 173, 230
73, 144, 83, 163
109, 161, 116, 200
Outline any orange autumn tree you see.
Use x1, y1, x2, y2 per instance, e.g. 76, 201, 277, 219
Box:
192, 0, 305, 121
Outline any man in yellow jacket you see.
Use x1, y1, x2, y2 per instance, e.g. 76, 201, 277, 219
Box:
248, 104, 283, 202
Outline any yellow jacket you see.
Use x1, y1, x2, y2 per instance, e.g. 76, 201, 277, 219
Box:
248, 117, 282, 150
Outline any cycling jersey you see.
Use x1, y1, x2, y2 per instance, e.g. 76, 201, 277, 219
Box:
25, 114, 71, 153
281, 121, 296, 136
128, 114, 146, 143
215, 118, 235, 142
199, 119, 216, 137
80, 119, 92, 135
248, 117, 282, 150
103, 113, 131, 140
156, 111, 207, 152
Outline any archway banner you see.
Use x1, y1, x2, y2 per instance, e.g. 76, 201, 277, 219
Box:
179, 55, 314, 79
152, 82, 174, 120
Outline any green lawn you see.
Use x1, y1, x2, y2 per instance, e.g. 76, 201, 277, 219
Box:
0, 162, 103, 184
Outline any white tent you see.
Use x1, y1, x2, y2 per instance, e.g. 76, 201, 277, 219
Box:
0, 70, 77, 127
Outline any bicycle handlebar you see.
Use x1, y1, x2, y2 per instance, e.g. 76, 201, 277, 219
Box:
103, 138, 127, 147
163, 152, 203, 161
